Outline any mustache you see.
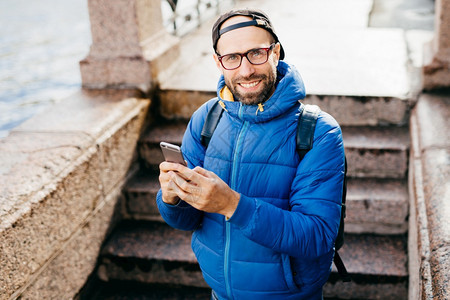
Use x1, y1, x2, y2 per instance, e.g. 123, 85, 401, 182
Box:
232, 74, 267, 84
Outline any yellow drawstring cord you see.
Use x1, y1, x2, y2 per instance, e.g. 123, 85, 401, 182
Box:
219, 100, 228, 112
256, 103, 264, 115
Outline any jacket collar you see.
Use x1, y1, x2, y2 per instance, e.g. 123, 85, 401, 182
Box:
216, 61, 306, 123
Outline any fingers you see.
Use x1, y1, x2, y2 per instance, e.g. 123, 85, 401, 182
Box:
168, 171, 203, 203
193, 166, 214, 178
160, 161, 185, 172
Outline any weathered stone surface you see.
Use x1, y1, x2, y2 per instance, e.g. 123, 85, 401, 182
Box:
18, 183, 120, 299
415, 93, 450, 150
409, 93, 450, 300
124, 174, 409, 235
0, 140, 103, 300
80, 0, 180, 91
422, 0, 450, 90
138, 120, 187, 168
324, 280, 407, 300
342, 126, 410, 178
335, 234, 408, 281
159, 91, 412, 127
98, 221, 206, 288
124, 171, 162, 219
346, 178, 409, 234
0, 90, 150, 299
304, 96, 412, 126
138, 123, 410, 179
99, 222, 407, 299
91, 283, 212, 300
409, 114, 435, 300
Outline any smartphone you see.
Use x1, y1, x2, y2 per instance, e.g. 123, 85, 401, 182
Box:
160, 142, 187, 166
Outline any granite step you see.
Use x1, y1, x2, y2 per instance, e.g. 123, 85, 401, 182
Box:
85, 281, 212, 300
97, 221, 407, 299
343, 126, 410, 179
97, 221, 207, 288
345, 178, 409, 235
138, 120, 186, 170
121, 171, 408, 234
138, 122, 410, 179
158, 90, 413, 127
325, 234, 408, 299
157, 19, 413, 126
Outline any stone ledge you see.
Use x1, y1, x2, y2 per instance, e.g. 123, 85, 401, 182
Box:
409, 93, 450, 299
0, 89, 150, 299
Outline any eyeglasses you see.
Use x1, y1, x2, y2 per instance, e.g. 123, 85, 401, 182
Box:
217, 43, 275, 70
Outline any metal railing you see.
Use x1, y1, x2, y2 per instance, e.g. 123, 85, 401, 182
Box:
162, 0, 235, 36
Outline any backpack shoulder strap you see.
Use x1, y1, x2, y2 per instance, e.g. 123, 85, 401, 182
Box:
296, 103, 351, 282
296, 104, 321, 160
201, 98, 224, 148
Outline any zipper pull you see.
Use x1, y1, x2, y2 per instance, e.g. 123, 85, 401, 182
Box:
219, 100, 228, 112
256, 103, 264, 115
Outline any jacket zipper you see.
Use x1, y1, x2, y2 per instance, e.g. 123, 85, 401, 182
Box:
224, 104, 249, 300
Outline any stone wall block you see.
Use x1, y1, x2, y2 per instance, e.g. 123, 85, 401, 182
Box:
0, 90, 150, 299
87, 0, 142, 58
96, 99, 149, 198
19, 183, 121, 299
409, 93, 450, 300
80, 58, 152, 91
422, 0, 450, 90
81, 0, 180, 91
0, 140, 103, 300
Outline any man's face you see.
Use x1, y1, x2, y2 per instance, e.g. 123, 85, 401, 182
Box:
214, 16, 281, 105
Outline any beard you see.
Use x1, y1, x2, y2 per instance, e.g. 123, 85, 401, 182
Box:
225, 67, 277, 105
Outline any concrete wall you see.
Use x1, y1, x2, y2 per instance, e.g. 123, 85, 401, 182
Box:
0, 90, 150, 299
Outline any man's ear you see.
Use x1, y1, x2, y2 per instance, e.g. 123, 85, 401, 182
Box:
213, 53, 224, 74
272, 43, 281, 66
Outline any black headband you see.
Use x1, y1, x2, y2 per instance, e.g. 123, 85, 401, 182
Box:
211, 9, 285, 60
219, 20, 268, 36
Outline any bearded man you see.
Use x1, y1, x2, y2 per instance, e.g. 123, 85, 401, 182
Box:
157, 9, 345, 300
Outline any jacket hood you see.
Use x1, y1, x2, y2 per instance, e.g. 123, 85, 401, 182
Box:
216, 61, 306, 123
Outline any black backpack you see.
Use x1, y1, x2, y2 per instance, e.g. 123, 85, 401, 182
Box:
200, 99, 351, 282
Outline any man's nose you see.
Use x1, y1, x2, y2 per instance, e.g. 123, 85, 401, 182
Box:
238, 56, 256, 77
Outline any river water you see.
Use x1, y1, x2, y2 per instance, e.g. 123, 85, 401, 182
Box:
0, 0, 91, 138
0, 0, 227, 139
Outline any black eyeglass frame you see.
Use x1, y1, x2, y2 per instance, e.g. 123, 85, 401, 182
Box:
216, 43, 276, 70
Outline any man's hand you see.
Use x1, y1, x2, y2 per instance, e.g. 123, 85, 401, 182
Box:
159, 161, 184, 205
159, 162, 240, 218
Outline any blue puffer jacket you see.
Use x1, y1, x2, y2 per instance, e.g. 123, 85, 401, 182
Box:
157, 61, 345, 299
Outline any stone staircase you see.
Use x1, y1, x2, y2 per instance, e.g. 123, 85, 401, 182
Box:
79, 0, 422, 298
87, 96, 411, 299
